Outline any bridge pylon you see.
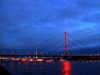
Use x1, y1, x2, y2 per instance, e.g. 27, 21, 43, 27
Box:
64, 32, 68, 56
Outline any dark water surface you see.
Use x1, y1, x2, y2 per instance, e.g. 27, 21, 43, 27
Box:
1, 61, 100, 75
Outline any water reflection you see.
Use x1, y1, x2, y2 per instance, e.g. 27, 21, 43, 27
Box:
1, 61, 99, 75
62, 61, 71, 75
10, 62, 14, 69
25, 63, 28, 72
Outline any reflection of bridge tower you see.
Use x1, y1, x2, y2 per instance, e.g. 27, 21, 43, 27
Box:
63, 61, 71, 75
64, 32, 68, 56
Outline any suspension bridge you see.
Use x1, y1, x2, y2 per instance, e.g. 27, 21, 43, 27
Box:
0, 32, 100, 60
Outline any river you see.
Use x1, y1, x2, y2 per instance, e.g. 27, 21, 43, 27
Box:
1, 61, 100, 75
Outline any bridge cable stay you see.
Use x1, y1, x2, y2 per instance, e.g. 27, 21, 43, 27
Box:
37, 32, 85, 55
34, 33, 64, 55
68, 40, 86, 56
32, 32, 67, 55
40, 39, 64, 52
36, 33, 63, 46
68, 33, 93, 55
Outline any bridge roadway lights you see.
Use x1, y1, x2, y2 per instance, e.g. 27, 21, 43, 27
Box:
0, 55, 100, 60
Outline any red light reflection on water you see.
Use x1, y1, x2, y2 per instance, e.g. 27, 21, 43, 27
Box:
62, 61, 71, 75
25, 63, 28, 72
10, 62, 14, 69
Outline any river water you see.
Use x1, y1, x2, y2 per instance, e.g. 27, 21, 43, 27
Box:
1, 61, 100, 75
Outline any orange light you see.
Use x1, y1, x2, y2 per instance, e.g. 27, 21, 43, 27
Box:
18, 62, 21, 64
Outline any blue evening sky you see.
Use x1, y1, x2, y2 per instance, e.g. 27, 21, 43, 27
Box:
0, 0, 100, 53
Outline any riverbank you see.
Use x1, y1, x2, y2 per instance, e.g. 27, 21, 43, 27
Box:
0, 65, 12, 75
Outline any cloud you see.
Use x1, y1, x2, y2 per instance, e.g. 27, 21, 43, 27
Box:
0, 0, 100, 53
75, 0, 100, 9
82, 12, 100, 23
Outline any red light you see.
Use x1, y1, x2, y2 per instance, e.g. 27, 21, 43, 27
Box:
62, 61, 71, 75
10, 62, 13, 64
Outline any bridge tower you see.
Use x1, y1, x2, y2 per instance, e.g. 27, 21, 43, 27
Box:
64, 32, 68, 56
36, 46, 38, 55
35, 46, 38, 58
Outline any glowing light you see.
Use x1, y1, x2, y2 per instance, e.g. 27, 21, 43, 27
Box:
10, 62, 14, 64
60, 59, 65, 62
18, 62, 22, 64
62, 61, 71, 75
35, 59, 44, 62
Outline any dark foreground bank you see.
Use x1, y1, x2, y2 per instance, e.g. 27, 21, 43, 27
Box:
0, 64, 12, 75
